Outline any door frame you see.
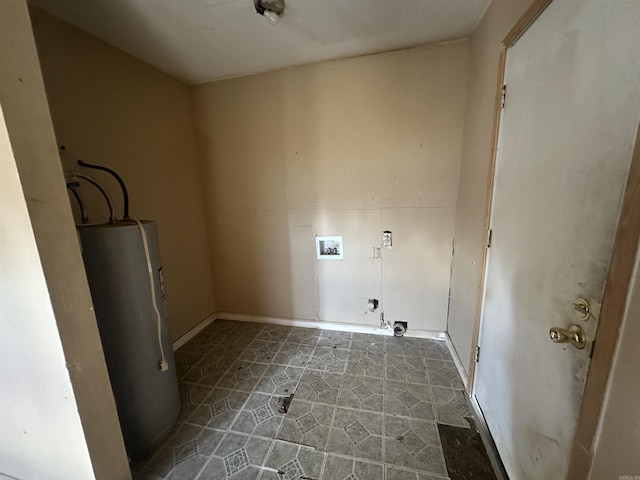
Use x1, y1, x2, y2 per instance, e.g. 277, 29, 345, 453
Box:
466, 0, 640, 477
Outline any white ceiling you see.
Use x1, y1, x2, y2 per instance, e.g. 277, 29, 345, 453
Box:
29, 0, 491, 85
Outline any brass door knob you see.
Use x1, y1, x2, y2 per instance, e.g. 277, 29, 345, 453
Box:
549, 324, 587, 349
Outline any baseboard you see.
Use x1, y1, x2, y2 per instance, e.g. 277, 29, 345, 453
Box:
174, 312, 446, 350
172, 313, 215, 351
215, 312, 446, 340
444, 332, 469, 391
217, 312, 396, 336
403, 329, 447, 340
469, 394, 510, 480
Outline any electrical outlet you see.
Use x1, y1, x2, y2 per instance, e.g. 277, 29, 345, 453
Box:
382, 231, 392, 247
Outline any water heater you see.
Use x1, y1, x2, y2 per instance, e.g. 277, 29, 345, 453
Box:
79, 221, 180, 458
67, 160, 180, 458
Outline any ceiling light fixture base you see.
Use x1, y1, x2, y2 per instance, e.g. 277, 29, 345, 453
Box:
255, 0, 285, 25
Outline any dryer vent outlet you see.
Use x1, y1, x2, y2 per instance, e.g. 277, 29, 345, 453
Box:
393, 322, 408, 337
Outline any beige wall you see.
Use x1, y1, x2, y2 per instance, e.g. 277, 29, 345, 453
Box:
30, 8, 215, 340
590, 236, 640, 478
192, 41, 468, 331
447, 0, 531, 370
0, 1, 129, 478
0, 99, 96, 480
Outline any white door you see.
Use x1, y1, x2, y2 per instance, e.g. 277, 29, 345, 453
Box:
473, 1, 640, 478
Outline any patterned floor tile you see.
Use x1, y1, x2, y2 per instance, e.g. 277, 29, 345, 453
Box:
199, 432, 271, 480
256, 326, 291, 343
286, 328, 322, 345
424, 360, 464, 390
295, 371, 342, 404
180, 334, 219, 355
138, 425, 224, 480
187, 387, 250, 430
231, 322, 266, 337
182, 354, 236, 386
322, 455, 384, 480
431, 387, 472, 428
218, 362, 269, 392
336, 374, 384, 412
262, 440, 325, 480
317, 330, 352, 349
231, 392, 285, 438
386, 354, 430, 385
306, 347, 349, 373
174, 351, 205, 381
177, 381, 214, 423
384, 381, 435, 421
131, 420, 185, 478
254, 364, 304, 396
350, 333, 385, 353
201, 320, 241, 335
212, 336, 256, 355
345, 350, 384, 378
385, 337, 422, 356
384, 416, 446, 476
327, 408, 384, 462
164, 321, 490, 480
271, 343, 315, 367
238, 340, 283, 364
386, 466, 450, 480
419, 340, 453, 361
276, 399, 334, 450
434, 404, 469, 429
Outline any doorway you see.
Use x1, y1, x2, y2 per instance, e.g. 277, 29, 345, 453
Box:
472, 0, 640, 478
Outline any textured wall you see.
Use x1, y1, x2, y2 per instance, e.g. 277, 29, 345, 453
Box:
192, 41, 468, 331
31, 8, 216, 340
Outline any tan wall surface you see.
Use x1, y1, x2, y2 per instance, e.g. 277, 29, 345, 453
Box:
447, 0, 531, 371
0, 93, 96, 480
590, 236, 640, 478
192, 41, 468, 331
0, 1, 129, 478
30, 8, 215, 340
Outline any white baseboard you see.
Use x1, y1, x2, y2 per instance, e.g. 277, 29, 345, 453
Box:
172, 313, 215, 351
207, 312, 446, 340
444, 332, 470, 391
404, 329, 446, 340
173, 312, 446, 350
217, 312, 398, 336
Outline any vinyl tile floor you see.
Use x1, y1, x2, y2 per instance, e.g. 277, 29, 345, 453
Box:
132, 320, 493, 480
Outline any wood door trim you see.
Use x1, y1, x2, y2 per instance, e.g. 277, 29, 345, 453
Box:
466, 48, 507, 386
467, 0, 554, 390
503, 0, 555, 47
567, 120, 640, 479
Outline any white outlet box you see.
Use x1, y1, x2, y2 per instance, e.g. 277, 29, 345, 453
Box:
382, 231, 392, 247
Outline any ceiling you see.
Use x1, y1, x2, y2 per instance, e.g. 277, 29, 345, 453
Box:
29, 0, 491, 85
